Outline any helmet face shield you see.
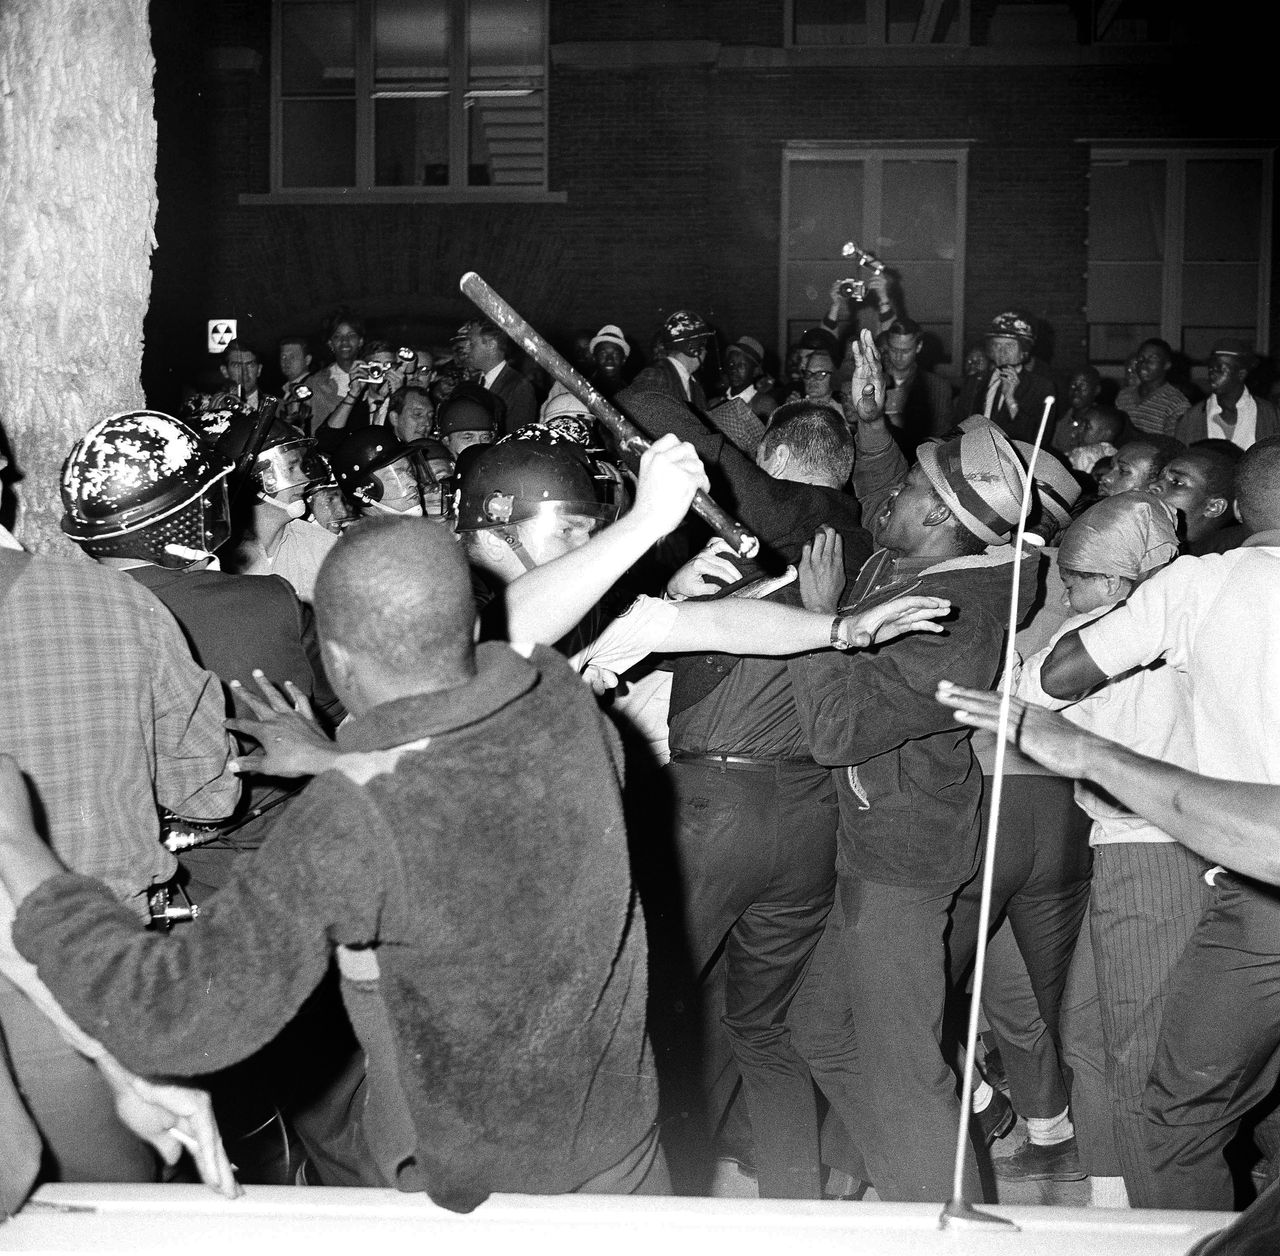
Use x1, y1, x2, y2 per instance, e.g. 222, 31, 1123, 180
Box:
513, 500, 615, 565
197, 478, 233, 556
255, 439, 327, 501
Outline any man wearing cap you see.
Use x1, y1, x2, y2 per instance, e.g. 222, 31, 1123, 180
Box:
624, 311, 714, 412
1174, 339, 1280, 450
588, 325, 631, 397
464, 319, 538, 437
785, 337, 1038, 1203
977, 311, 1056, 443
706, 337, 774, 455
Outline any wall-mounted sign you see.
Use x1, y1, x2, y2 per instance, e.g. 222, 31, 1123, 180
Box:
207, 319, 237, 353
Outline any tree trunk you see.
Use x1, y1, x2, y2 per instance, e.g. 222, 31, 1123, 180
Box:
0, 0, 157, 552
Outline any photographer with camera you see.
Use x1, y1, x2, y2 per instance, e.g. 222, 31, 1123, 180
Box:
313, 340, 411, 452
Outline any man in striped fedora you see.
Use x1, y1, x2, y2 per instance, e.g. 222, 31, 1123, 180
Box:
786, 382, 1040, 1204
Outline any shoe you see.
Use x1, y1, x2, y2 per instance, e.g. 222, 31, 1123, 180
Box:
993, 1136, 1085, 1182
973, 1087, 1016, 1146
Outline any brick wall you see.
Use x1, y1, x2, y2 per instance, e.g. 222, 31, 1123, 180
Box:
142, 0, 1279, 410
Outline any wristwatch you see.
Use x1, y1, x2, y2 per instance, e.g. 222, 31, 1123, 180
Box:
830, 615, 853, 650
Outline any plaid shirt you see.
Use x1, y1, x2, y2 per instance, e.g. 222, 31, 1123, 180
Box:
0, 553, 238, 917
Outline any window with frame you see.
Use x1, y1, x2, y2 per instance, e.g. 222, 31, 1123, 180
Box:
1086, 148, 1273, 369
274, 0, 548, 196
780, 145, 967, 372
787, 0, 970, 46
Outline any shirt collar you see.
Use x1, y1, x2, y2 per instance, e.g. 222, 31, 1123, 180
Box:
668, 356, 693, 398
337, 641, 539, 752
482, 362, 505, 390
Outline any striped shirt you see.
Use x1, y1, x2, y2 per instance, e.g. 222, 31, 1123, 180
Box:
1116, 381, 1190, 437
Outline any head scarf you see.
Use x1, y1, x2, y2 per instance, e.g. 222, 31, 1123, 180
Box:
1058, 490, 1178, 581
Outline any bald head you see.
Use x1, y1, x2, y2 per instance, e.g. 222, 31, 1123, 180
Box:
314, 516, 476, 683
1235, 437, 1280, 534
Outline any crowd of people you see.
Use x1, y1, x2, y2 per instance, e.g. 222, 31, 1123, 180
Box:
2, 272, 1280, 1227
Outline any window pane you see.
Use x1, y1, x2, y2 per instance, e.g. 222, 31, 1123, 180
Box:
1184, 159, 1262, 263
794, 0, 869, 44
881, 160, 958, 260
375, 98, 449, 186
1087, 262, 1162, 320
788, 161, 865, 260
282, 100, 356, 186
467, 90, 546, 186
1089, 322, 1159, 364
281, 1, 355, 96
1183, 263, 1257, 328
375, 0, 448, 95
467, 0, 545, 187
1088, 160, 1165, 261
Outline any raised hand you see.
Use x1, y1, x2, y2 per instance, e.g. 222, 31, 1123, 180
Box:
843, 328, 887, 425
632, 433, 710, 539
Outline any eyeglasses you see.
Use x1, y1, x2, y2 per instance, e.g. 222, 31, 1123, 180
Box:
803, 369, 832, 379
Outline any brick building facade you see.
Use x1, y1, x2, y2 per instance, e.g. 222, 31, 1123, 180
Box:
142, 0, 1278, 410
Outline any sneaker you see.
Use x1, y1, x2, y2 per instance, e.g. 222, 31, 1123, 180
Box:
994, 1136, 1085, 1182
973, 1087, 1016, 1146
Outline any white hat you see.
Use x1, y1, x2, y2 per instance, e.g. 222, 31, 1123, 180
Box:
589, 324, 630, 360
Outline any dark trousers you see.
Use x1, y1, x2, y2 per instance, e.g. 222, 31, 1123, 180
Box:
789, 876, 980, 1203
664, 758, 837, 1198
1144, 874, 1280, 1210
953, 774, 1093, 1119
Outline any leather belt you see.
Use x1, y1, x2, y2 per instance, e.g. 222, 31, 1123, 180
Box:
669, 751, 820, 772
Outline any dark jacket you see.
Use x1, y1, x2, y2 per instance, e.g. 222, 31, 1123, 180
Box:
15, 643, 658, 1213
790, 543, 1039, 888
623, 358, 708, 412
977, 367, 1057, 444
488, 362, 538, 436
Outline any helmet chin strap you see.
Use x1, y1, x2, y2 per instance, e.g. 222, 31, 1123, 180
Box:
164, 543, 221, 571
258, 492, 309, 520
367, 499, 424, 518
500, 529, 537, 572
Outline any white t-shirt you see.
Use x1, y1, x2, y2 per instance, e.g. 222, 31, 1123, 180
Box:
1077, 540, 1280, 786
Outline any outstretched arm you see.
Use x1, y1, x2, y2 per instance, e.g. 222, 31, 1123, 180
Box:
936, 682, 1280, 886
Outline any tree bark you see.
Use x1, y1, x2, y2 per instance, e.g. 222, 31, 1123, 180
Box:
0, 0, 157, 552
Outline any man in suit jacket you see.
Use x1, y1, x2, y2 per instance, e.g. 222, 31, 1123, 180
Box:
1174, 339, 1280, 450
976, 310, 1056, 444
626, 311, 714, 412
464, 319, 538, 437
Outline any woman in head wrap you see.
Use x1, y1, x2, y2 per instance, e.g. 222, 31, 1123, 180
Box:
1012, 488, 1203, 1209
1054, 490, 1180, 617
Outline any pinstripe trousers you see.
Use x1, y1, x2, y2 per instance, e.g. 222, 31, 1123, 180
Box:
1144, 873, 1280, 1210
1059, 841, 1211, 1200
